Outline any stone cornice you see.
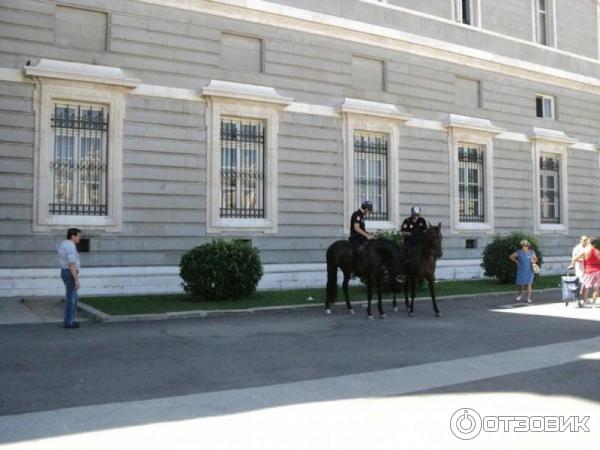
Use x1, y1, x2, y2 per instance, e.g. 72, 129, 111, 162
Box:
336, 98, 411, 121
444, 114, 504, 135
24, 59, 140, 88
529, 127, 578, 146
201, 80, 294, 105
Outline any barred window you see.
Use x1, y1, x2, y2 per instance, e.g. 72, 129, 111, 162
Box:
540, 154, 560, 224
458, 144, 485, 223
50, 103, 108, 216
220, 117, 265, 218
354, 131, 388, 221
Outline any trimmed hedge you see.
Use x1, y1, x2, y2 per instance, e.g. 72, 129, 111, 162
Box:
179, 239, 263, 302
481, 232, 544, 284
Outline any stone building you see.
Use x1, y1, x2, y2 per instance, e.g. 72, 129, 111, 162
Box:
1, 0, 600, 296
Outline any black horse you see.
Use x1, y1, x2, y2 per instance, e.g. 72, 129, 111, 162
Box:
396, 223, 443, 317
325, 238, 404, 318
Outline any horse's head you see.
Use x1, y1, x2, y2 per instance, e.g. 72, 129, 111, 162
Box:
425, 222, 443, 259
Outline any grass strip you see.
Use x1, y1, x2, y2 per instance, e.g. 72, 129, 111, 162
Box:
81, 275, 562, 316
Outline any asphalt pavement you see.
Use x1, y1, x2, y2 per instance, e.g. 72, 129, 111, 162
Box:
0, 291, 598, 449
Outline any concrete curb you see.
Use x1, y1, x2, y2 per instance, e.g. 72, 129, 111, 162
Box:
78, 287, 563, 323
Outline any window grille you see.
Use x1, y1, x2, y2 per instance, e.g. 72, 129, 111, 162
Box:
540, 154, 560, 224
220, 117, 265, 218
50, 103, 108, 216
458, 145, 485, 222
354, 131, 388, 221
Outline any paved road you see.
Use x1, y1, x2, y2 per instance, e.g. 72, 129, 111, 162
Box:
1, 292, 599, 449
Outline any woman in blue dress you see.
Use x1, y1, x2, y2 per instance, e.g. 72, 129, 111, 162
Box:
509, 240, 538, 303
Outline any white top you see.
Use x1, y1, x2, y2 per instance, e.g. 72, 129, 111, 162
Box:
571, 243, 587, 279
58, 240, 80, 270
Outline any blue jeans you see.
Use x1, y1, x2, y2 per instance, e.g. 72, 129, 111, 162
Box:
61, 269, 78, 326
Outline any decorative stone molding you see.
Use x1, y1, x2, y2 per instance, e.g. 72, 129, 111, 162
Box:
444, 114, 504, 135
336, 97, 411, 121
24, 59, 138, 232
529, 128, 576, 235
24, 58, 140, 88
202, 80, 293, 234
529, 127, 578, 145
338, 98, 410, 232
201, 80, 293, 106
446, 114, 503, 235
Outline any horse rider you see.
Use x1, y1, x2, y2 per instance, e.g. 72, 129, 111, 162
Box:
349, 200, 375, 276
401, 205, 427, 259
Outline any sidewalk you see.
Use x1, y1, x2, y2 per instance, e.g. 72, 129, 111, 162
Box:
0, 297, 76, 325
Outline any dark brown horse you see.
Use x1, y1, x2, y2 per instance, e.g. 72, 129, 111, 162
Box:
325, 238, 404, 318
396, 223, 443, 317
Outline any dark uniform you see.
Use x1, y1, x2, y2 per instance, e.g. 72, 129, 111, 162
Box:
401, 216, 427, 247
349, 209, 368, 274
349, 209, 367, 245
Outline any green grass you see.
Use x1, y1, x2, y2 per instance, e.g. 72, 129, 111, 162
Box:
81, 275, 562, 316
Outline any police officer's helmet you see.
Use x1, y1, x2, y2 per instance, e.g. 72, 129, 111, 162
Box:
361, 200, 373, 212
411, 206, 422, 215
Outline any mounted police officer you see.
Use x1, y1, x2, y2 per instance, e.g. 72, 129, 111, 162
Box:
401, 206, 427, 257
349, 200, 375, 276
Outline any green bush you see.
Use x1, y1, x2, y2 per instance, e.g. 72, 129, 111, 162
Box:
179, 239, 263, 302
481, 232, 544, 284
375, 229, 404, 245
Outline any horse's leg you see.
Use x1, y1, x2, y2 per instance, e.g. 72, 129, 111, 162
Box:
342, 271, 354, 314
377, 277, 385, 318
409, 277, 416, 317
367, 282, 374, 319
427, 274, 441, 317
392, 276, 399, 312
404, 277, 410, 311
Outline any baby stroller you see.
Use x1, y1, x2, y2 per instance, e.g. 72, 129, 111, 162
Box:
561, 266, 580, 307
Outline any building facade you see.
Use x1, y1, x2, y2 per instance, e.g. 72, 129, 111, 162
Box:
1, 0, 600, 296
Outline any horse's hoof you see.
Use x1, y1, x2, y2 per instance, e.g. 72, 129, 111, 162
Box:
408, 312, 414, 318
325, 309, 331, 315
368, 315, 374, 320
379, 314, 386, 320
393, 307, 398, 312
435, 312, 442, 317
349, 309, 355, 315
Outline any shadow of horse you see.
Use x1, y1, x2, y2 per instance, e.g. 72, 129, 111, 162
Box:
325, 238, 404, 319
398, 222, 443, 317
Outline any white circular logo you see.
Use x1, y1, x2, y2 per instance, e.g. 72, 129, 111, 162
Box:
450, 408, 482, 440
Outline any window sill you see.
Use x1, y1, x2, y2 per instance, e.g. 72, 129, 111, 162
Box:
208, 218, 277, 234
34, 214, 120, 232
366, 220, 399, 232
536, 223, 568, 234
453, 222, 494, 234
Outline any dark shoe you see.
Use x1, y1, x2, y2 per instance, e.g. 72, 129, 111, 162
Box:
64, 322, 80, 329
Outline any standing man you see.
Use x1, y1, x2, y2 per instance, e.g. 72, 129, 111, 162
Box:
58, 228, 82, 329
349, 200, 375, 276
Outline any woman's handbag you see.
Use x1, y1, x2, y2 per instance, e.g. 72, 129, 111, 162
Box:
532, 263, 540, 274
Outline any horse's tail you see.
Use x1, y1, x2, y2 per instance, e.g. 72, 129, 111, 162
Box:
326, 245, 338, 305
